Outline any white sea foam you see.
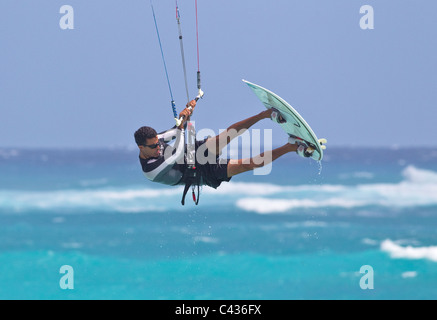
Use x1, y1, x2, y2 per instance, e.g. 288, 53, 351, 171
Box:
381, 239, 437, 262
0, 187, 182, 213
0, 165, 436, 214
193, 236, 219, 244
402, 165, 437, 184
203, 181, 347, 196
236, 197, 362, 214
401, 271, 418, 279
235, 166, 437, 214
361, 238, 379, 246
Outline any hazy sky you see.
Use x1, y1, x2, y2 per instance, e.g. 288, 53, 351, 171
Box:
1, 0, 436, 148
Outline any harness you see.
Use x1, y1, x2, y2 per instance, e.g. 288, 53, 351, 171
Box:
181, 121, 202, 205
181, 166, 201, 206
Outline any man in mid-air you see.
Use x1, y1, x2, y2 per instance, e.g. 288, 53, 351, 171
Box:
134, 99, 313, 203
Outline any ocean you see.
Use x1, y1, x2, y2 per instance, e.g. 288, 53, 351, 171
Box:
1, 146, 437, 300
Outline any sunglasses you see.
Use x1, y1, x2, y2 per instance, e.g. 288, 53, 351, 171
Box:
143, 142, 160, 149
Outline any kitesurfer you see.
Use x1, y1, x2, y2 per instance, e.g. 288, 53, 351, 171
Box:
134, 100, 314, 199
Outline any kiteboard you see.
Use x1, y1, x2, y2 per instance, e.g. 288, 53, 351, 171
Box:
243, 80, 327, 161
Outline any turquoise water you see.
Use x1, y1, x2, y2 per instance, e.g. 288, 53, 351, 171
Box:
1, 147, 437, 299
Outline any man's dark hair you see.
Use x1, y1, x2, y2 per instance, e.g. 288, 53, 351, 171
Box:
134, 126, 157, 146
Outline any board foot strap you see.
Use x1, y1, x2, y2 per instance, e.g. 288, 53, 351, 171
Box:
270, 108, 286, 124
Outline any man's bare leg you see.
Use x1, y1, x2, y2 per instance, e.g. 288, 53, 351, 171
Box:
227, 143, 298, 178
205, 110, 273, 156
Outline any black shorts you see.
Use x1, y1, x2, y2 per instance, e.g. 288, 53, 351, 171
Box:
195, 138, 232, 189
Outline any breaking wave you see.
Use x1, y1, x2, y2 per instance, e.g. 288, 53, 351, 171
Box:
381, 239, 437, 262
0, 165, 436, 214
236, 165, 437, 213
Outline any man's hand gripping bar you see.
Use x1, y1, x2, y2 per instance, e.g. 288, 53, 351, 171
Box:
175, 89, 204, 127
